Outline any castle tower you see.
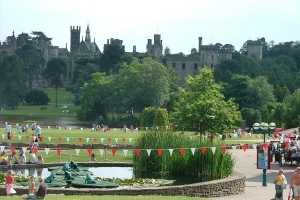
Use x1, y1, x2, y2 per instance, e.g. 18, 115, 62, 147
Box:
247, 39, 263, 59
198, 37, 202, 59
70, 26, 81, 55
85, 24, 91, 44
146, 34, 163, 61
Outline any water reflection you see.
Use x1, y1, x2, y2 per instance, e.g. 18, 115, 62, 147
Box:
0, 167, 50, 177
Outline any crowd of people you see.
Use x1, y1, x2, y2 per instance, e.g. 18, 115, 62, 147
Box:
0, 149, 44, 165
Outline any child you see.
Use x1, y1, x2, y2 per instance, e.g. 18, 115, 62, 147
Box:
28, 176, 35, 195
89, 153, 97, 162
6, 170, 16, 196
36, 155, 44, 164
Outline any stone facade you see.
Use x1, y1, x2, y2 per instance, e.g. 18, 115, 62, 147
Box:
147, 34, 163, 61
247, 39, 264, 59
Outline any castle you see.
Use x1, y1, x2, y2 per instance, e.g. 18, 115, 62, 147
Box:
0, 25, 264, 87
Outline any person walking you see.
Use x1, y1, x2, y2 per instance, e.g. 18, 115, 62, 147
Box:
5, 122, 12, 140
35, 125, 43, 142
274, 169, 286, 200
290, 167, 300, 200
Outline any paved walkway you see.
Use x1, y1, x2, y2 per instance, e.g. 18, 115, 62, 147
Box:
214, 149, 295, 200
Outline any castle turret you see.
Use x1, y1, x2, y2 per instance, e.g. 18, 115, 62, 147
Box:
85, 24, 91, 44
146, 34, 163, 61
247, 39, 263, 59
70, 26, 81, 55
198, 37, 202, 59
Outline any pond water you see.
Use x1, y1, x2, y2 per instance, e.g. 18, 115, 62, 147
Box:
0, 115, 89, 127
0, 166, 213, 186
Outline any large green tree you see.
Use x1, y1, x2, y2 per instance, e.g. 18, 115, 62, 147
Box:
43, 58, 67, 108
99, 44, 125, 75
15, 44, 45, 90
281, 89, 300, 128
0, 55, 26, 108
172, 67, 242, 134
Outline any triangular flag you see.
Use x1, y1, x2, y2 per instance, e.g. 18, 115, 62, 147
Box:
168, 149, 173, 156
146, 149, 151, 156
115, 138, 118, 143
157, 149, 163, 156
129, 138, 132, 143
1, 135, 4, 139
252, 144, 257, 149
231, 146, 237, 150
66, 138, 70, 143
135, 149, 141, 156
75, 149, 80, 156
108, 138, 111, 143
221, 146, 227, 153
40, 136, 44, 141
122, 138, 126, 143
10, 146, 15, 152
211, 147, 216, 154
179, 148, 185, 155
93, 138, 97, 143
190, 136, 193, 140
18, 135, 22, 141
123, 149, 128, 157
87, 149, 92, 156
33, 147, 38, 154
78, 137, 82, 143
190, 148, 196, 155
48, 137, 51, 142
201, 147, 206, 155
25, 135, 29, 141
22, 147, 27, 153
10, 135, 13, 140
45, 148, 50, 155
58, 137, 62, 142
273, 142, 278, 149
100, 138, 104, 143
99, 149, 104, 157
111, 149, 116, 156
86, 138, 90, 143
56, 148, 61, 155
0, 146, 5, 152
263, 143, 268, 150
242, 145, 247, 152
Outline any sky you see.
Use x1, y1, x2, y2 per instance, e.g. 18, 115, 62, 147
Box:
0, 0, 299, 55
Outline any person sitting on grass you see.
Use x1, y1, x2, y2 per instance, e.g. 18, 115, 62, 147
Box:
26, 150, 36, 164
21, 176, 35, 199
22, 176, 47, 200
36, 155, 44, 164
19, 149, 26, 164
0, 151, 7, 165
7, 151, 18, 165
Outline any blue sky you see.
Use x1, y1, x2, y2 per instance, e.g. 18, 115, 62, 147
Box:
0, 0, 299, 54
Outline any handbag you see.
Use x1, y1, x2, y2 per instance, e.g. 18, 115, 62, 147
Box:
282, 180, 287, 189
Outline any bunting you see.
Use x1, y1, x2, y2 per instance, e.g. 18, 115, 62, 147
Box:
146, 149, 151, 156
190, 148, 196, 155
75, 149, 80, 156
168, 149, 173, 156
99, 149, 104, 157
45, 148, 50, 155
123, 149, 128, 157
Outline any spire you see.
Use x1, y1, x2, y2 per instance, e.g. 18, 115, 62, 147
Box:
12, 30, 15, 36
94, 37, 95, 43
85, 24, 91, 43
66, 43, 67, 49
81, 36, 83, 42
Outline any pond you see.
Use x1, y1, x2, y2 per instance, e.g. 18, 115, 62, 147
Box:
0, 115, 89, 127
0, 166, 213, 186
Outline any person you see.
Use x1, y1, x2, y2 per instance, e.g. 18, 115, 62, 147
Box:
27, 176, 35, 196
36, 154, 44, 164
22, 176, 47, 199
5, 122, 13, 140
274, 169, 286, 200
7, 151, 18, 165
27, 150, 37, 164
0, 151, 7, 165
19, 149, 26, 164
35, 125, 43, 142
5, 170, 16, 196
270, 190, 283, 200
89, 153, 97, 162
30, 134, 39, 151
290, 167, 300, 200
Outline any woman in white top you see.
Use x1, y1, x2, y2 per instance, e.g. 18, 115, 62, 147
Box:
27, 150, 36, 164
19, 150, 26, 164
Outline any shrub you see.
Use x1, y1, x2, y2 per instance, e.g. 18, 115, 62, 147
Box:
141, 107, 169, 127
25, 89, 50, 105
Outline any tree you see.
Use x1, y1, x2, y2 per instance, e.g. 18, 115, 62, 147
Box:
0, 55, 26, 108
15, 44, 45, 90
281, 89, 300, 128
191, 48, 197, 54
25, 89, 50, 105
43, 58, 67, 108
164, 46, 171, 55
77, 72, 112, 122
172, 67, 242, 134
116, 57, 171, 112
99, 44, 125, 75
16, 33, 32, 47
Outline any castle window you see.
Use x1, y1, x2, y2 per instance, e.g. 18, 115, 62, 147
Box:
182, 63, 185, 69
212, 55, 214, 60
172, 63, 176, 68
194, 64, 198, 70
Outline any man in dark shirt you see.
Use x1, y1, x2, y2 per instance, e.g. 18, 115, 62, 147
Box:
22, 176, 47, 199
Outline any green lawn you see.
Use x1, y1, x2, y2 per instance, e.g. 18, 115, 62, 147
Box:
2, 195, 209, 200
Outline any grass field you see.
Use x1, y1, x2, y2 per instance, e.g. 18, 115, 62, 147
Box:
2, 195, 209, 200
